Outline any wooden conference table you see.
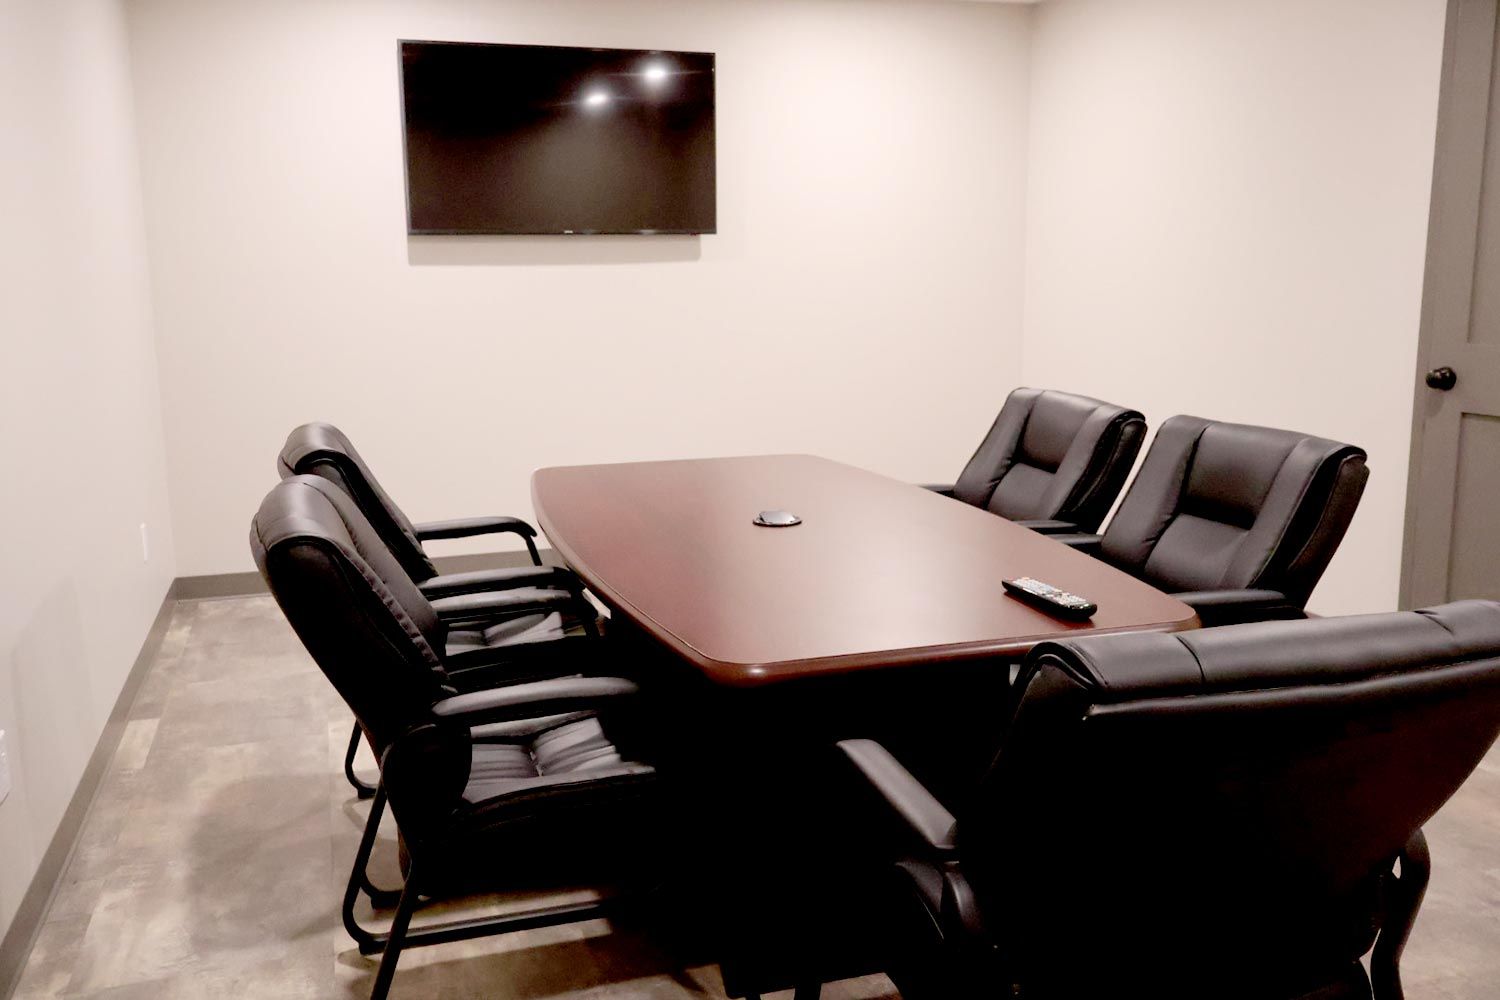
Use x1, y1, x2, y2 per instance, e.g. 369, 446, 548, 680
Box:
531, 454, 1198, 995
532, 453, 1197, 681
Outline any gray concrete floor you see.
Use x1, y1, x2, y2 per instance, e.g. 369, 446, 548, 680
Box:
9, 595, 1500, 998
9, 596, 897, 1000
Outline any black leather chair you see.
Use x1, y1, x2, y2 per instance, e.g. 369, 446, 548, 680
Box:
1055, 415, 1368, 625
926, 388, 1146, 534
279, 423, 597, 795
840, 602, 1500, 999
251, 475, 659, 1000
278, 421, 566, 598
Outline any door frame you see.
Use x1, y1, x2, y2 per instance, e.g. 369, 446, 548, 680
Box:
1400, 0, 1498, 608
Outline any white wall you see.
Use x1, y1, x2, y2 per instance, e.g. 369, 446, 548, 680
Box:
69, 0, 1450, 597
1021, 0, 1448, 614
0, 0, 1454, 958
0, 0, 176, 945
127, 0, 1034, 576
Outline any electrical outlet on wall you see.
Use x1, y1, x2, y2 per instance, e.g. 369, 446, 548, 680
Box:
0, 730, 11, 805
139, 522, 149, 563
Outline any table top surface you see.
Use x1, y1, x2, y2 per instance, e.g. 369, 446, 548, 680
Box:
532, 454, 1198, 686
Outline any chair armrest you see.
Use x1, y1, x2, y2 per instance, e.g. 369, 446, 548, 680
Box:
1172, 589, 1303, 627
839, 739, 957, 858
1048, 532, 1104, 556
431, 675, 639, 726
1013, 519, 1079, 534
920, 484, 956, 498
940, 866, 988, 949
429, 587, 579, 626
419, 565, 578, 599
414, 516, 538, 541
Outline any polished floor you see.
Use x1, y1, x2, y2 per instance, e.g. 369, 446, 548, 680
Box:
10, 595, 1500, 999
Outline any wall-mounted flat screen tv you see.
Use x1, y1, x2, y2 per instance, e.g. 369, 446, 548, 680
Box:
400, 40, 717, 235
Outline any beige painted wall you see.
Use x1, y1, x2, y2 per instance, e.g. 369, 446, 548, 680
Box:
127, 0, 1035, 576
1021, 0, 1448, 615
0, 0, 176, 944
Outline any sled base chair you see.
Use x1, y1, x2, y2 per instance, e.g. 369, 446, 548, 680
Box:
925, 388, 1146, 534
841, 602, 1500, 999
277, 422, 604, 797
1054, 415, 1368, 626
252, 475, 661, 1000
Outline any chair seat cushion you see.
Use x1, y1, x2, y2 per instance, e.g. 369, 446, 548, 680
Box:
465, 717, 625, 799
426, 716, 659, 890
461, 716, 654, 808
445, 612, 567, 654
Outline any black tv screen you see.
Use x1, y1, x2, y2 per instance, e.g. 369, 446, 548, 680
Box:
400, 40, 716, 235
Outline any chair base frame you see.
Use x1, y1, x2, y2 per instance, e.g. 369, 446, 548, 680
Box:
1370, 829, 1430, 1000
343, 724, 378, 799
342, 784, 643, 1000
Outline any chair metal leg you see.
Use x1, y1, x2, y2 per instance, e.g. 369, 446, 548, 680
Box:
349, 791, 403, 908
341, 785, 645, 981
345, 723, 377, 799
1372, 829, 1430, 1000
342, 785, 389, 953
524, 535, 542, 566
369, 862, 422, 1000
350, 891, 630, 959
343, 805, 635, 958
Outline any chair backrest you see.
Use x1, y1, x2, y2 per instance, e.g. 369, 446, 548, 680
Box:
250, 474, 455, 757
963, 602, 1500, 996
951, 388, 1146, 532
1100, 415, 1368, 606
277, 422, 437, 582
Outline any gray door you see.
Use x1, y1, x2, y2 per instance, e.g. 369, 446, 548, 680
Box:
1403, 0, 1500, 606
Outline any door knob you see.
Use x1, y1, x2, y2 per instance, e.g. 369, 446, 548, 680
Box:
1426, 366, 1458, 391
